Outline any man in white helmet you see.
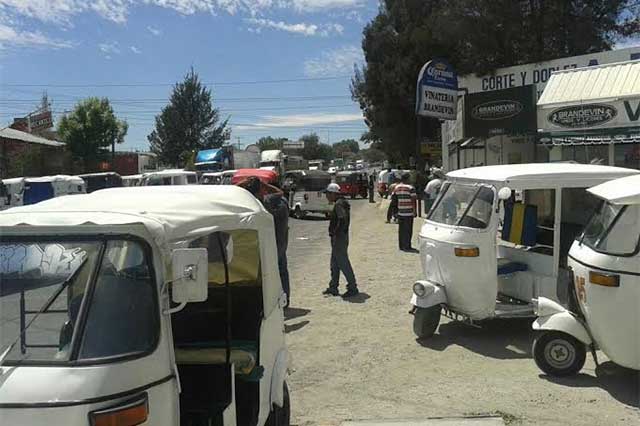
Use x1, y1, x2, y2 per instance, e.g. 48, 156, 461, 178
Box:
322, 183, 359, 298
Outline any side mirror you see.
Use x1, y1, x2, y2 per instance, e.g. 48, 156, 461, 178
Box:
171, 248, 208, 305
498, 187, 512, 201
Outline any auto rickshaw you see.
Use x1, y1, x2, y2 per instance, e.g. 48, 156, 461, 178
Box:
200, 172, 225, 185
335, 171, 368, 199
78, 172, 123, 193
410, 163, 639, 339
122, 174, 144, 187
231, 169, 279, 187
141, 169, 198, 186
0, 186, 290, 426
282, 170, 332, 219
532, 173, 640, 376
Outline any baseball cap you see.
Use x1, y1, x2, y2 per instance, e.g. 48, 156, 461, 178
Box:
326, 183, 341, 193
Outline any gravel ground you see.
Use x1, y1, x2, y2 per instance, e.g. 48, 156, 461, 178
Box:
284, 197, 639, 426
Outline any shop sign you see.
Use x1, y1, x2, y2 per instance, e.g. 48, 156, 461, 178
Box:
464, 85, 537, 137
539, 99, 640, 132
416, 58, 458, 120
547, 104, 617, 128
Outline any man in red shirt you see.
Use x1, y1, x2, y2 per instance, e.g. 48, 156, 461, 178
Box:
392, 174, 418, 252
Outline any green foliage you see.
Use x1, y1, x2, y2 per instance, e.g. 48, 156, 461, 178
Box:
300, 133, 334, 161
352, 0, 633, 161
333, 139, 360, 157
360, 147, 387, 163
148, 68, 230, 167
58, 97, 128, 171
257, 136, 289, 151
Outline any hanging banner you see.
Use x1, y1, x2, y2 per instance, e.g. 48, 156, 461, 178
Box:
464, 85, 537, 137
416, 58, 458, 120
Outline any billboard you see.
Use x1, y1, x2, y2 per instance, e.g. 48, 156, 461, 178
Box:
539, 99, 640, 132
11, 110, 53, 133
464, 85, 537, 137
416, 58, 458, 120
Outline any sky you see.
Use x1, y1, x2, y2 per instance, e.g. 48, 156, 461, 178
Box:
0, 0, 379, 151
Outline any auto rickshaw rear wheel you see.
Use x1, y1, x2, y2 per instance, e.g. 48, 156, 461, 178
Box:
266, 381, 290, 426
412, 305, 441, 339
533, 331, 586, 376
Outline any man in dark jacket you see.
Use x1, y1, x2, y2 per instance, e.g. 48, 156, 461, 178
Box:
322, 183, 359, 298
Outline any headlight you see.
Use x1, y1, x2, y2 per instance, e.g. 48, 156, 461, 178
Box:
413, 282, 426, 297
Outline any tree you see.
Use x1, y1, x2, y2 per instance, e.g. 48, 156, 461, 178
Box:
300, 133, 334, 161
333, 139, 360, 157
148, 68, 230, 166
58, 97, 128, 172
352, 0, 633, 161
257, 136, 289, 151
360, 147, 387, 164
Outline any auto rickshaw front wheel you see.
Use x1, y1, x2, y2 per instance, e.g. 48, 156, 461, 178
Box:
533, 331, 587, 377
412, 305, 441, 339
266, 381, 290, 426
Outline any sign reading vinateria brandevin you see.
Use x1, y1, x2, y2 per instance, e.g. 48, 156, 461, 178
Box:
416, 58, 458, 120
464, 85, 537, 137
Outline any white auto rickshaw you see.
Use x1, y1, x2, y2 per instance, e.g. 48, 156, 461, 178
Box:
410, 164, 639, 339
282, 170, 333, 219
532, 174, 640, 376
200, 172, 225, 185
141, 169, 198, 186
0, 186, 290, 426
122, 174, 144, 187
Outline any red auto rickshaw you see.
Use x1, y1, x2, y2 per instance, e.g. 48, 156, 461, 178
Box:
335, 171, 368, 199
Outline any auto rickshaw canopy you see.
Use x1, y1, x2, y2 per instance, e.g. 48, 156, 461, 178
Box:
587, 174, 640, 205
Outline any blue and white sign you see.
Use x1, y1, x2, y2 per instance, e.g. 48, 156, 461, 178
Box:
416, 58, 459, 120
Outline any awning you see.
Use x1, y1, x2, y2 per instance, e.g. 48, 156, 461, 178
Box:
447, 138, 483, 154
539, 133, 640, 146
537, 60, 640, 133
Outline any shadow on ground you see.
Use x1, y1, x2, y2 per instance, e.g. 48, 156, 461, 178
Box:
342, 292, 371, 304
541, 362, 640, 408
417, 318, 533, 360
285, 307, 311, 320
285, 320, 310, 334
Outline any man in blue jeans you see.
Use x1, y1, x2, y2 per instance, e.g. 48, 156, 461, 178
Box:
322, 183, 359, 298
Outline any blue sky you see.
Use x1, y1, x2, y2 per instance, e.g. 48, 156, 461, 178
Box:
0, 0, 378, 151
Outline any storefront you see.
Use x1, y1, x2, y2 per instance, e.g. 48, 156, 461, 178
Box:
537, 60, 640, 170
442, 46, 640, 171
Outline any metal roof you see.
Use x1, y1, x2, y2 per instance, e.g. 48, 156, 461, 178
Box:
538, 60, 640, 108
0, 127, 64, 147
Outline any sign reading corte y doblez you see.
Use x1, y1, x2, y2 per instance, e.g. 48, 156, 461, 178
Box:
460, 47, 640, 97
416, 58, 458, 120
539, 99, 640, 132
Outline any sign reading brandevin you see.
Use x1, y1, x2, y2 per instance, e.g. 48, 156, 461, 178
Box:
540, 100, 640, 132
464, 85, 537, 137
416, 59, 458, 120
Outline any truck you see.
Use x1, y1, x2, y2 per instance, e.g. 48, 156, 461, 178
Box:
113, 152, 158, 175
285, 155, 308, 172
195, 147, 260, 173
259, 150, 286, 176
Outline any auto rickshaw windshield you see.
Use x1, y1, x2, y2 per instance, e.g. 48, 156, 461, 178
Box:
581, 202, 640, 256
0, 238, 158, 365
428, 182, 495, 229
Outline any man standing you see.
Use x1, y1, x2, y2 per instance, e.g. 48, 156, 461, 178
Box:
368, 173, 375, 203
392, 174, 418, 252
322, 183, 359, 298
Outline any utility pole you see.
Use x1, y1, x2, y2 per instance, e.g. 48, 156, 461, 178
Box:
236, 137, 241, 150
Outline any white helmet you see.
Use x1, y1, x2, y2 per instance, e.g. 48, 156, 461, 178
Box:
326, 183, 341, 193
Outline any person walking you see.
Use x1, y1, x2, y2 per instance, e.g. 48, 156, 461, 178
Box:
368, 173, 375, 203
392, 174, 418, 252
322, 183, 359, 298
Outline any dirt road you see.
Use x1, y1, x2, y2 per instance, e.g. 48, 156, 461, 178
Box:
284, 197, 639, 425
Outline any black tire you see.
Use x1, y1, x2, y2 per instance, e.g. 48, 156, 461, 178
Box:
293, 206, 305, 220
533, 331, 587, 376
265, 382, 290, 426
350, 194, 356, 199
412, 305, 441, 339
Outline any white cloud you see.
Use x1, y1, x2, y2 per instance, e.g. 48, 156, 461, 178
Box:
292, 0, 363, 12
146, 25, 161, 36
245, 17, 343, 37
235, 112, 363, 130
0, 23, 74, 49
130, 45, 141, 53
304, 45, 363, 77
99, 41, 120, 55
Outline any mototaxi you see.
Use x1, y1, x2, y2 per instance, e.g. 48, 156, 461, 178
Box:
335, 171, 368, 199
141, 170, 198, 186
0, 186, 290, 426
410, 163, 639, 339
532, 173, 640, 376
282, 170, 332, 219
78, 172, 123, 193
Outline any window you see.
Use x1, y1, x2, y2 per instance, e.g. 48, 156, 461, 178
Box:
79, 240, 157, 359
429, 183, 494, 229
187, 174, 197, 184
582, 203, 640, 256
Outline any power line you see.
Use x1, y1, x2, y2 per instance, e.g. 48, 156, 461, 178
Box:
0, 75, 352, 88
